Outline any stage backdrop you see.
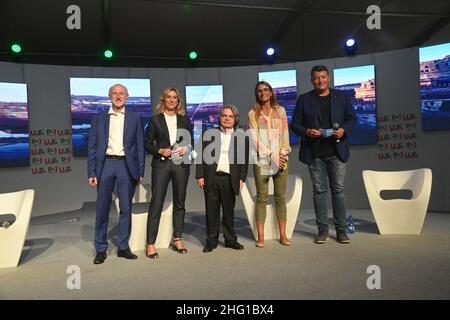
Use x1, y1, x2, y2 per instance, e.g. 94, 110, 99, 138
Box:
0, 46, 448, 216
70, 77, 151, 157
0, 82, 29, 167
333, 65, 377, 145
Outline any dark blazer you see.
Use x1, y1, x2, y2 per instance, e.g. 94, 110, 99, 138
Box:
87, 109, 145, 180
195, 128, 249, 195
145, 113, 194, 168
290, 88, 357, 165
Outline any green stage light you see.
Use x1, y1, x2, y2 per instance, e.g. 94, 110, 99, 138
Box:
10, 43, 22, 54
104, 49, 113, 59
188, 51, 198, 60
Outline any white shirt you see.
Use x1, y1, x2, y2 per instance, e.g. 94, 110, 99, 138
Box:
106, 107, 125, 156
216, 127, 234, 174
164, 113, 177, 146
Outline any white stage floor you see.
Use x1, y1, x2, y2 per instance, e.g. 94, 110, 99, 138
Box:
0, 205, 449, 300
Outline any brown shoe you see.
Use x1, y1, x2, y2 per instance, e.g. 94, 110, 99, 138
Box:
314, 230, 329, 244
336, 231, 350, 244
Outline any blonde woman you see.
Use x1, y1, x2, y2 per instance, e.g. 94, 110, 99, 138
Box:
145, 88, 193, 258
248, 81, 291, 248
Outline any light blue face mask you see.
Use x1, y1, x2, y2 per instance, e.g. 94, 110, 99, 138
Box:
319, 128, 334, 138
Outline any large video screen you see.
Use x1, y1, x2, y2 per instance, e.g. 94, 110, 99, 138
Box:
419, 42, 450, 131
258, 70, 298, 144
333, 65, 377, 144
185, 85, 223, 143
0, 82, 29, 167
70, 78, 151, 157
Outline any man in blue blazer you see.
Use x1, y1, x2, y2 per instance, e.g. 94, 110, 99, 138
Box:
87, 84, 145, 264
291, 65, 356, 244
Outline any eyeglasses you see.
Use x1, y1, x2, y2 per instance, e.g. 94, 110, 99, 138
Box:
257, 88, 271, 94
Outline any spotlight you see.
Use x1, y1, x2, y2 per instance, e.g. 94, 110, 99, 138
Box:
187, 50, 199, 67
188, 51, 198, 61
344, 37, 358, 55
264, 46, 277, 64
10, 42, 22, 55
103, 49, 113, 59
266, 47, 275, 56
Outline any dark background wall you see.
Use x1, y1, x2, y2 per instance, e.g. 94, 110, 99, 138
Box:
0, 47, 448, 216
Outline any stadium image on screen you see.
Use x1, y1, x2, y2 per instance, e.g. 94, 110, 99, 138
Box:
420, 42, 450, 131
0, 82, 29, 167
70, 78, 151, 157
185, 85, 223, 144
334, 65, 377, 145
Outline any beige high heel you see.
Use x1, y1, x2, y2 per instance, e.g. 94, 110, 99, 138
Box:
255, 242, 265, 248
279, 238, 292, 246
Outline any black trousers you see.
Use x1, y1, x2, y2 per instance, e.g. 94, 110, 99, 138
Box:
204, 173, 237, 246
146, 162, 190, 244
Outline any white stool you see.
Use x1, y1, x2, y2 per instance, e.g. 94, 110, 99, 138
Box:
0, 189, 35, 268
362, 168, 432, 234
241, 175, 302, 240
114, 184, 173, 250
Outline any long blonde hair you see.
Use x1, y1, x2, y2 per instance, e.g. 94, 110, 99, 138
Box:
156, 87, 186, 116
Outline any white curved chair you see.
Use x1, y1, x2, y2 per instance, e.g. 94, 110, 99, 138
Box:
114, 184, 173, 251
241, 175, 302, 240
362, 169, 432, 235
0, 189, 35, 268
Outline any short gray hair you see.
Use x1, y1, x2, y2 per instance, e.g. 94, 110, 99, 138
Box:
108, 84, 129, 96
219, 104, 240, 127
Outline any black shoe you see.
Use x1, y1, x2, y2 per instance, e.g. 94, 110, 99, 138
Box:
314, 231, 329, 244
145, 245, 159, 259
224, 241, 244, 250
171, 238, 188, 254
146, 251, 159, 259
202, 243, 217, 253
117, 248, 138, 259
93, 251, 107, 264
336, 231, 350, 244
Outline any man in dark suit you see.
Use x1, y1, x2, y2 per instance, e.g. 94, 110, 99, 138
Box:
196, 105, 249, 253
291, 65, 356, 244
88, 84, 145, 264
